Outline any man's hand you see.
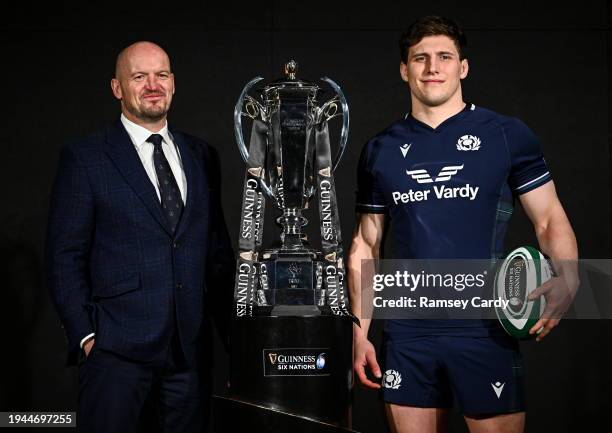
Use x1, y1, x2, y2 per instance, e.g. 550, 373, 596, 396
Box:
348, 213, 385, 389
528, 273, 579, 341
353, 337, 382, 389
519, 182, 579, 342
83, 338, 95, 358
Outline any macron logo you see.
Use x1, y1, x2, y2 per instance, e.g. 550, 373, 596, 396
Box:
400, 143, 411, 158
491, 382, 505, 398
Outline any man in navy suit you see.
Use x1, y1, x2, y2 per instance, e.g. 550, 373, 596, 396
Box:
45, 41, 234, 433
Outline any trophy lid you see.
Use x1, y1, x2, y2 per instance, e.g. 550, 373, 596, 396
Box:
264, 60, 320, 93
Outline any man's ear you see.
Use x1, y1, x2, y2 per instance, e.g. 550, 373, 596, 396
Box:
460, 59, 469, 79
111, 78, 122, 100
399, 62, 409, 83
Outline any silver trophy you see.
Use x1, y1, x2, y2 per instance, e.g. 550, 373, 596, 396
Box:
223, 61, 356, 430
233, 60, 352, 318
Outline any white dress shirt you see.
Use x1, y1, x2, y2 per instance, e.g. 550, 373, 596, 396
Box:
80, 114, 188, 350
120, 114, 187, 203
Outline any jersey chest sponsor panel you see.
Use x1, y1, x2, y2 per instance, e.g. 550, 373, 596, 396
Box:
372, 112, 513, 259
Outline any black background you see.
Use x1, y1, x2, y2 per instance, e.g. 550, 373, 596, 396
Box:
2, 1, 611, 432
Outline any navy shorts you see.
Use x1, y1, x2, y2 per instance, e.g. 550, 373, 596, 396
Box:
380, 335, 525, 416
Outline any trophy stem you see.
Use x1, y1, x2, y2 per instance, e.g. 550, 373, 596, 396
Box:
277, 207, 308, 250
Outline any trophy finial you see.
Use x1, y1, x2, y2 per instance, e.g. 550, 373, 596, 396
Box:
284, 60, 298, 80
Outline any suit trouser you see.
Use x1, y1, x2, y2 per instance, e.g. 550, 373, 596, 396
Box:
76, 333, 207, 433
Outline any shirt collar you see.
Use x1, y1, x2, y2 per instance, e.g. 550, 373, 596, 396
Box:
403, 103, 475, 132
404, 103, 475, 120
120, 113, 173, 148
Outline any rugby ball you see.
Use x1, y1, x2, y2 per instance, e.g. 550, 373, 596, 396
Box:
494, 246, 553, 339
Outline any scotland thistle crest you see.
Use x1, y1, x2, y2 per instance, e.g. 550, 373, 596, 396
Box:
457, 135, 481, 151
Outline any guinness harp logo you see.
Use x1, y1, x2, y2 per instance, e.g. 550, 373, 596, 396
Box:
268, 353, 278, 365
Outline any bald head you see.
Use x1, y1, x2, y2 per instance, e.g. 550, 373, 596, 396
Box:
111, 41, 175, 129
115, 41, 171, 80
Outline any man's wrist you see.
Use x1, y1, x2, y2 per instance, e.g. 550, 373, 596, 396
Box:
353, 324, 368, 342
553, 261, 580, 290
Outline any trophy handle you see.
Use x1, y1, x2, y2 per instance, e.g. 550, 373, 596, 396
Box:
320, 77, 349, 172
234, 76, 264, 164
234, 77, 274, 199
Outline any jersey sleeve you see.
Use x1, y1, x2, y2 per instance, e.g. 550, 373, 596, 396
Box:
505, 117, 552, 195
355, 138, 387, 213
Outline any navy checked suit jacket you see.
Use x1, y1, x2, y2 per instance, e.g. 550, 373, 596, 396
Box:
45, 119, 235, 365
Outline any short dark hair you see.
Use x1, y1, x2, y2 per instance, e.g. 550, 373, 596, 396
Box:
398, 15, 467, 63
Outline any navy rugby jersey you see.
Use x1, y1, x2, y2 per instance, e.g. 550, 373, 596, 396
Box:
356, 103, 552, 336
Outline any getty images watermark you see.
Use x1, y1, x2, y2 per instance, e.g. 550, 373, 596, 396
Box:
370, 267, 509, 310
360, 259, 610, 320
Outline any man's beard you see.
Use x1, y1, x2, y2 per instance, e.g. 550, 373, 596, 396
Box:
140, 104, 168, 121
127, 100, 169, 122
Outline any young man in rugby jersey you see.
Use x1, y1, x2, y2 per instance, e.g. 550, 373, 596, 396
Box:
348, 15, 578, 433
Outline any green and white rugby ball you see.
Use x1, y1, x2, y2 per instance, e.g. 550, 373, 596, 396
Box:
494, 246, 553, 339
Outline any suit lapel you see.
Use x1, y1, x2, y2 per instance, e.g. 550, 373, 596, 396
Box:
172, 129, 201, 239
104, 120, 173, 237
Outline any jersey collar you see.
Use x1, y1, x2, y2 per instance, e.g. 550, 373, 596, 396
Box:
404, 103, 475, 132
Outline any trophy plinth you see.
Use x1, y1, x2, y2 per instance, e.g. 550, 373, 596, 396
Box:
215, 61, 358, 432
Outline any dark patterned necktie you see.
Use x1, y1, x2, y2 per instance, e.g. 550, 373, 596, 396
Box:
147, 134, 184, 233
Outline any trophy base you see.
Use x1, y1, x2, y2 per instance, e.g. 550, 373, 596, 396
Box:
257, 248, 339, 310
271, 305, 321, 316
225, 315, 354, 428
252, 305, 333, 317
